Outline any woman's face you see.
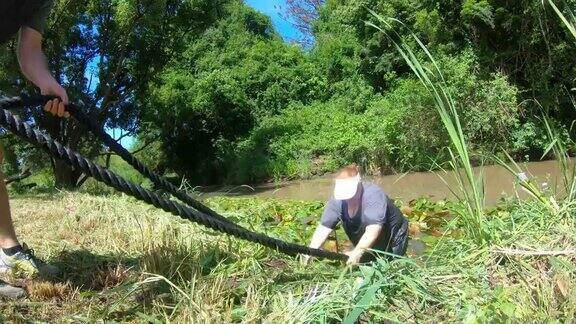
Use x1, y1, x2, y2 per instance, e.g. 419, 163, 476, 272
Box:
346, 183, 363, 203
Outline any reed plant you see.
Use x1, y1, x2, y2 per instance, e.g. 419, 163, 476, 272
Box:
367, 12, 489, 244
493, 0, 576, 216
546, 0, 576, 202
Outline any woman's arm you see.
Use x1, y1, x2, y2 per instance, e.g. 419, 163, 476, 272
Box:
309, 224, 333, 249
301, 224, 333, 265
18, 27, 69, 117
346, 224, 382, 265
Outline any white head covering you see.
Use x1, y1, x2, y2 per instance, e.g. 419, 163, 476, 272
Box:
333, 173, 360, 200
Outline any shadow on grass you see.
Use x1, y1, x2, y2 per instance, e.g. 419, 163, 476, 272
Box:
50, 245, 260, 291
9, 191, 64, 201
47, 246, 320, 308
140, 244, 242, 281
51, 249, 139, 291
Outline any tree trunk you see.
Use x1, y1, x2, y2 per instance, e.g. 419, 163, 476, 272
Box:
52, 159, 82, 189
41, 115, 85, 189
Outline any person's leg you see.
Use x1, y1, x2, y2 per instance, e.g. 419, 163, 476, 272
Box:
0, 146, 57, 277
391, 234, 408, 256
0, 146, 20, 249
0, 146, 26, 298
390, 222, 409, 257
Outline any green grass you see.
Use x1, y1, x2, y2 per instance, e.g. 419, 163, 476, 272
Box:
0, 192, 575, 322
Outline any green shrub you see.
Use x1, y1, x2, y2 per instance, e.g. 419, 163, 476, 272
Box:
227, 50, 529, 181
228, 100, 371, 183
366, 78, 443, 172
367, 50, 526, 172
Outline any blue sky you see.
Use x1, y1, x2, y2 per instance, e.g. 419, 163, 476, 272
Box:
245, 0, 303, 42
110, 1, 299, 149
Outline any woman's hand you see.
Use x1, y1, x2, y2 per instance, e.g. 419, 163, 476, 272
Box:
345, 249, 364, 266
39, 78, 69, 118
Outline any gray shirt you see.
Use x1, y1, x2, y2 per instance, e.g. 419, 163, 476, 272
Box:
0, 0, 53, 44
28, 0, 54, 34
320, 182, 408, 253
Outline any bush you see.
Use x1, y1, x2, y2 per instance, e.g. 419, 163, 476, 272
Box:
366, 78, 443, 173
227, 100, 371, 183
439, 51, 522, 155
367, 50, 526, 172
227, 50, 530, 182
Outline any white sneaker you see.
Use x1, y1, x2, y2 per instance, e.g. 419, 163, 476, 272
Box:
0, 279, 25, 299
0, 243, 59, 278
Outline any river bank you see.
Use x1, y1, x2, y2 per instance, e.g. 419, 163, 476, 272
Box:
199, 159, 569, 206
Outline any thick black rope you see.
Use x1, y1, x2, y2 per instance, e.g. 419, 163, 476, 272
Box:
0, 95, 234, 226
0, 100, 346, 261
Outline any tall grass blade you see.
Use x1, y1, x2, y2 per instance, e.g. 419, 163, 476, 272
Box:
343, 279, 384, 324
547, 0, 576, 39
367, 10, 488, 243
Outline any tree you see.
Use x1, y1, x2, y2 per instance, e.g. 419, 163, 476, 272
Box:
0, 0, 207, 187
313, 0, 576, 114
144, 0, 327, 184
278, 0, 324, 46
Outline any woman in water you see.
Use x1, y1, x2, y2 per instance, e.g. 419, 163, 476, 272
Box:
303, 165, 408, 265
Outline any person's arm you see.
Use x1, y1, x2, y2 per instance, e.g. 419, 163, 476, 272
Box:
346, 224, 382, 265
301, 224, 333, 265
309, 224, 333, 249
301, 199, 341, 265
17, 26, 69, 117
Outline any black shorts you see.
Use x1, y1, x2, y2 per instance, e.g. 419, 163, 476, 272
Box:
390, 220, 409, 256
360, 220, 409, 263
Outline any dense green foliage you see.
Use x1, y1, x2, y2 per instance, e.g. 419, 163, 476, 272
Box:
1, 0, 575, 186
230, 51, 525, 182
146, 1, 329, 183
141, 0, 576, 184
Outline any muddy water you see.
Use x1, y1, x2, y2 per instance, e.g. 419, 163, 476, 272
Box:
215, 160, 569, 206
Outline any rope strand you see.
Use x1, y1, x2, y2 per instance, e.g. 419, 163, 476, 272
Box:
1, 95, 234, 226
0, 96, 346, 261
